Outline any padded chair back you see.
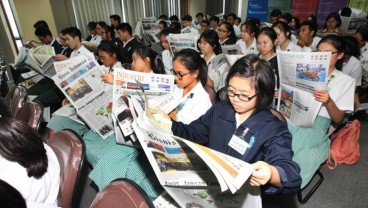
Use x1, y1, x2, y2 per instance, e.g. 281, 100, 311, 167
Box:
47, 129, 85, 208
15, 101, 42, 130
269, 108, 286, 123
204, 85, 215, 105
5, 85, 27, 117
90, 178, 154, 208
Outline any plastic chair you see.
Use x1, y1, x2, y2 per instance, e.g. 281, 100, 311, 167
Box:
90, 178, 154, 208
47, 129, 86, 208
15, 101, 43, 130
5, 85, 27, 117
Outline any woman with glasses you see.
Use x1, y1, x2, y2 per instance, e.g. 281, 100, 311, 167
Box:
290, 35, 355, 189
157, 55, 302, 196
199, 30, 229, 92
217, 22, 237, 45
236, 21, 259, 55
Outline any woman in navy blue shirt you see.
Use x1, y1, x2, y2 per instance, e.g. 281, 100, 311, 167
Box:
168, 54, 301, 194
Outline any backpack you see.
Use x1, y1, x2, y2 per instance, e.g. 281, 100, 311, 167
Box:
327, 119, 361, 169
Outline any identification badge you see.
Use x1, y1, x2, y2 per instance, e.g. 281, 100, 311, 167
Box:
228, 134, 249, 155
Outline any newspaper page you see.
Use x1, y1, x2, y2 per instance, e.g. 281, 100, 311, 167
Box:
52, 55, 114, 139
29, 45, 57, 78
221, 44, 241, 55
166, 33, 198, 56
276, 51, 331, 127
141, 17, 159, 35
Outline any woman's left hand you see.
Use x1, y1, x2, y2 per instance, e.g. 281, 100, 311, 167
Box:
101, 73, 114, 84
250, 161, 272, 186
313, 90, 331, 104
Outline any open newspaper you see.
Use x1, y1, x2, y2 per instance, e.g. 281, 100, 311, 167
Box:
52, 55, 114, 139
112, 68, 182, 146
24, 45, 57, 78
276, 51, 331, 127
129, 95, 261, 208
166, 33, 198, 56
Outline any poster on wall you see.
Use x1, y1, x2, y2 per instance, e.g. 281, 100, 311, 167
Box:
247, 0, 268, 22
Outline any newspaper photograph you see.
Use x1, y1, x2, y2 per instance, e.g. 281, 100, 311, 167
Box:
52, 55, 114, 139
277, 51, 331, 127
221, 44, 241, 55
166, 33, 198, 56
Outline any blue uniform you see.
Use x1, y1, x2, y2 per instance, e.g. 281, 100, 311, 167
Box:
172, 101, 301, 194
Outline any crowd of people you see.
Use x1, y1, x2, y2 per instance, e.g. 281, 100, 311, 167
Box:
1, 5, 368, 207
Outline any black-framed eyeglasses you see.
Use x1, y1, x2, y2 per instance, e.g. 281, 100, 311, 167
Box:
314, 50, 338, 54
173, 71, 189, 80
227, 89, 257, 101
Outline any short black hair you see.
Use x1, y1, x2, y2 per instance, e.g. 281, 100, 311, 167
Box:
280, 13, 293, 23
209, 16, 220, 24
34, 26, 52, 38
272, 21, 291, 40
159, 14, 168, 20
60, 27, 82, 41
226, 13, 237, 19
158, 20, 168, 28
343, 35, 360, 58
87, 21, 97, 30
160, 28, 176, 37
226, 54, 275, 114
109, 14, 121, 23
169, 15, 179, 22
200, 30, 222, 55
116, 23, 133, 35
33, 20, 48, 29
270, 9, 282, 18
98, 40, 121, 61
196, 12, 204, 18
182, 15, 192, 22
356, 24, 368, 41
201, 20, 210, 26
324, 12, 342, 28
300, 20, 318, 37
341, 7, 352, 17
169, 22, 182, 33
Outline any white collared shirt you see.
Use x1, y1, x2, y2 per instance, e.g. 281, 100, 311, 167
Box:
276, 40, 302, 52
236, 37, 259, 55
123, 37, 135, 48
342, 56, 362, 86
70, 45, 95, 60
181, 26, 199, 35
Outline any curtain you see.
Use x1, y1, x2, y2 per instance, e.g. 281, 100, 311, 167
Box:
349, 0, 368, 12
71, 0, 122, 38
206, 0, 224, 16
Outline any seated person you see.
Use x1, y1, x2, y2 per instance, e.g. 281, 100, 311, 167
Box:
34, 26, 63, 54
0, 118, 60, 207
295, 20, 321, 52
157, 55, 302, 196
318, 12, 347, 36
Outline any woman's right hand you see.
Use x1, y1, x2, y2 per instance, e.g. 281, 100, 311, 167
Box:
151, 108, 171, 120
62, 98, 70, 106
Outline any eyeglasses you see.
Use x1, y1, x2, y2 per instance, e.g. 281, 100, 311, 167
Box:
227, 89, 257, 101
218, 29, 229, 33
314, 50, 338, 54
173, 71, 189, 80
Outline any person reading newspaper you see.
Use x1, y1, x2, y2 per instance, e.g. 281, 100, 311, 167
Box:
153, 55, 302, 200
289, 35, 355, 189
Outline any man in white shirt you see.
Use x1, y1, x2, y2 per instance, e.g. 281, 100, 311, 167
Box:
226, 13, 241, 37
295, 20, 321, 52
209, 16, 220, 31
180, 15, 199, 35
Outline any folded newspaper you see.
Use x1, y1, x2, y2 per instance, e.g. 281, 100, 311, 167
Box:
276, 51, 331, 127
24, 45, 57, 78
166, 33, 198, 56
129, 92, 261, 208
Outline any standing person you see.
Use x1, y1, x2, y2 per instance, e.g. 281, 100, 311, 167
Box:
296, 20, 321, 52
218, 22, 237, 45
116, 23, 142, 64
272, 21, 302, 52
0, 118, 60, 208
236, 21, 259, 55
159, 55, 301, 196
290, 35, 355, 188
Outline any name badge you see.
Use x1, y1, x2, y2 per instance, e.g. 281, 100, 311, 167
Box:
228, 134, 249, 155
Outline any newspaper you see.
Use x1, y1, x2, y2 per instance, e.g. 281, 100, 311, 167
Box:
276, 51, 331, 127
130, 97, 261, 208
52, 55, 114, 139
221, 44, 241, 55
23, 45, 57, 78
166, 33, 198, 56
112, 68, 181, 146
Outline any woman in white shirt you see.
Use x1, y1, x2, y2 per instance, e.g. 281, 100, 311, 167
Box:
199, 30, 229, 92
272, 21, 302, 52
0, 118, 60, 208
236, 21, 259, 55
159, 28, 176, 75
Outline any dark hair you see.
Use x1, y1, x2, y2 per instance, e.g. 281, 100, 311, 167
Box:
34, 26, 52, 38
101, 24, 115, 39
173, 49, 207, 86
97, 21, 108, 29
246, 17, 261, 28
182, 15, 193, 22
133, 46, 165, 74
33, 20, 48, 29
98, 40, 122, 61
226, 13, 237, 20
258, 27, 277, 50
324, 12, 342, 28
219, 22, 237, 43
270, 9, 282, 18
292, 16, 300, 29
116, 23, 133, 35
201, 20, 210, 27
109, 14, 121, 23
226, 54, 275, 114
200, 30, 222, 55
307, 14, 317, 23
158, 20, 168, 29
159, 14, 168, 20
235, 17, 241, 23
280, 13, 293, 23
356, 24, 368, 41
300, 20, 318, 37
160, 28, 176, 37
241, 21, 259, 38
317, 35, 345, 71
169, 22, 182, 33
272, 21, 291, 40
87, 21, 97, 30
60, 26, 82, 41
209, 16, 220, 24
0, 118, 48, 179
0, 179, 27, 208
196, 12, 204, 18
341, 7, 352, 17
343, 35, 360, 58
169, 15, 179, 22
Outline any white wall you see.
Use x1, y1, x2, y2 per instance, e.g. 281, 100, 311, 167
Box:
188, 0, 206, 18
